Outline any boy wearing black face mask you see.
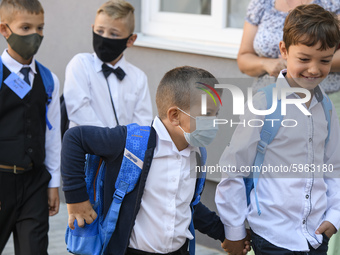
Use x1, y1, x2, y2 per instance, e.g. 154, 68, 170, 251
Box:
63, 0, 153, 129
0, 0, 61, 254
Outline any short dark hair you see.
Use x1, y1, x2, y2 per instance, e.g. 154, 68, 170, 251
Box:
283, 4, 340, 51
156, 66, 220, 119
0, 0, 44, 23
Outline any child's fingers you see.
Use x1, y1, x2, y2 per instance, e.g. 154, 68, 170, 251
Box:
68, 215, 76, 230
76, 215, 86, 228
315, 221, 328, 235
90, 209, 98, 221
84, 214, 95, 225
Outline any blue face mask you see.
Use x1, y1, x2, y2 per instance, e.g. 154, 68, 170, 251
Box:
178, 108, 218, 147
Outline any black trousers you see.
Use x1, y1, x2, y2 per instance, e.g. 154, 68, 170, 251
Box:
251, 230, 329, 255
0, 167, 51, 255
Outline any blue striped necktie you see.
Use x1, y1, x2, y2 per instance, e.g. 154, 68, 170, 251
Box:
20, 67, 30, 86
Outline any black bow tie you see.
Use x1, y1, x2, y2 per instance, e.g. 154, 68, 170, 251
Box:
102, 63, 126, 81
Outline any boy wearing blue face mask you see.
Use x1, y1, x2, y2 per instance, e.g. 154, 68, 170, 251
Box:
0, 0, 61, 254
63, 0, 152, 129
62, 66, 251, 255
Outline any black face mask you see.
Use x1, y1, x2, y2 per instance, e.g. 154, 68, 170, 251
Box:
92, 31, 132, 63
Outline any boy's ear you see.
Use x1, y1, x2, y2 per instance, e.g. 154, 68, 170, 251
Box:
126, 34, 137, 48
0, 23, 10, 39
167, 107, 180, 126
279, 41, 288, 59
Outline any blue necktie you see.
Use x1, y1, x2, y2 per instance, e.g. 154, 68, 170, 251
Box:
20, 67, 30, 86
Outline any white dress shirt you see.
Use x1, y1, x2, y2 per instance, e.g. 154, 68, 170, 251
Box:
215, 71, 340, 251
63, 53, 153, 128
1, 49, 61, 188
129, 116, 199, 253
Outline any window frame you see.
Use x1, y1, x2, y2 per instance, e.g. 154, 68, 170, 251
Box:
141, 0, 243, 45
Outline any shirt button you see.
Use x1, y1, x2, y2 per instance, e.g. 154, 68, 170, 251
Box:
28, 148, 33, 153
306, 195, 309, 199
309, 138, 312, 142
177, 155, 180, 160
303, 220, 306, 224
26, 134, 32, 139
172, 177, 176, 182
167, 226, 172, 231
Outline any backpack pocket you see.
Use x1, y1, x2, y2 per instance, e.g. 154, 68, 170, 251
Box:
65, 217, 102, 255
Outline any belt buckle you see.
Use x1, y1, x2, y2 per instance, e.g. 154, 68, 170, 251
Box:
14, 165, 17, 174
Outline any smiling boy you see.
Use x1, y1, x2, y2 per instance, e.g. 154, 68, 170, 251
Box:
63, 0, 152, 129
216, 4, 340, 255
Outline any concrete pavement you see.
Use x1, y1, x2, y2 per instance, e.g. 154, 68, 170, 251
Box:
2, 202, 225, 255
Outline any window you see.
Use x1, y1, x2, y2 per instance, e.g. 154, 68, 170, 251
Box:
141, 0, 250, 45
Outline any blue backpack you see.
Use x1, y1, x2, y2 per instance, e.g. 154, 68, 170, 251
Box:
0, 57, 54, 130
65, 123, 207, 255
244, 83, 332, 215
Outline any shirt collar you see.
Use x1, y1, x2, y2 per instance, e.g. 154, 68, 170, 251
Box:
1, 49, 37, 74
276, 69, 323, 103
94, 53, 127, 73
152, 116, 198, 157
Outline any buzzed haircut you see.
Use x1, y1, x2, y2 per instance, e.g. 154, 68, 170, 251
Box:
156, 66, 220, 119
283, 4, 340, 51
97, 0, 135, 34
0, 0, 44, 23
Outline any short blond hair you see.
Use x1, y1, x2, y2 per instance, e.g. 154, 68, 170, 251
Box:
0, 0, 44, 23
97, 0, 135, 34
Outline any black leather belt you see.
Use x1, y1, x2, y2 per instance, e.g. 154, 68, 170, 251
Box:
126, 241, 189, 255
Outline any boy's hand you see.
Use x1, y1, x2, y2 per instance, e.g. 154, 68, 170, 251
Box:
221, 231, 251, 255
48, 187, 60, 216
316, 221, 337, 239
67, 200, 97, 230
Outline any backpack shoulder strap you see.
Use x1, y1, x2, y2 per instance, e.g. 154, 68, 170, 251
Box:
100, 123, 151, 254
321, 93, 332, 145
192, 147, 207, 206
247, 83, 283, 215
35, 60, 54, 130
189, 147, 207, 255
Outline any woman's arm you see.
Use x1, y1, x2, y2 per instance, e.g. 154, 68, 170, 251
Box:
237, 21, 287, 77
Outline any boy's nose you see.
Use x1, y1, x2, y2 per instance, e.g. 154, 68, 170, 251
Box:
101, 31, 110, 39
33, 28, 43, 36
307, 64, 321, 76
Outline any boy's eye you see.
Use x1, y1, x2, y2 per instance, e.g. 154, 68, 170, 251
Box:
299, 58, 309, 62
96, 30, 104, 35
321, 60, 331, 64
38, 26, 44, 31
22, 26, 30, 31
110, 32, 118, 37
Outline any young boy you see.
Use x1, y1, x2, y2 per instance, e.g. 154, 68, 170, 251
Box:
216, 4, 340, 255
62, 66, 251, 255
63, 0, 152, 129
0, 0, 61, 254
